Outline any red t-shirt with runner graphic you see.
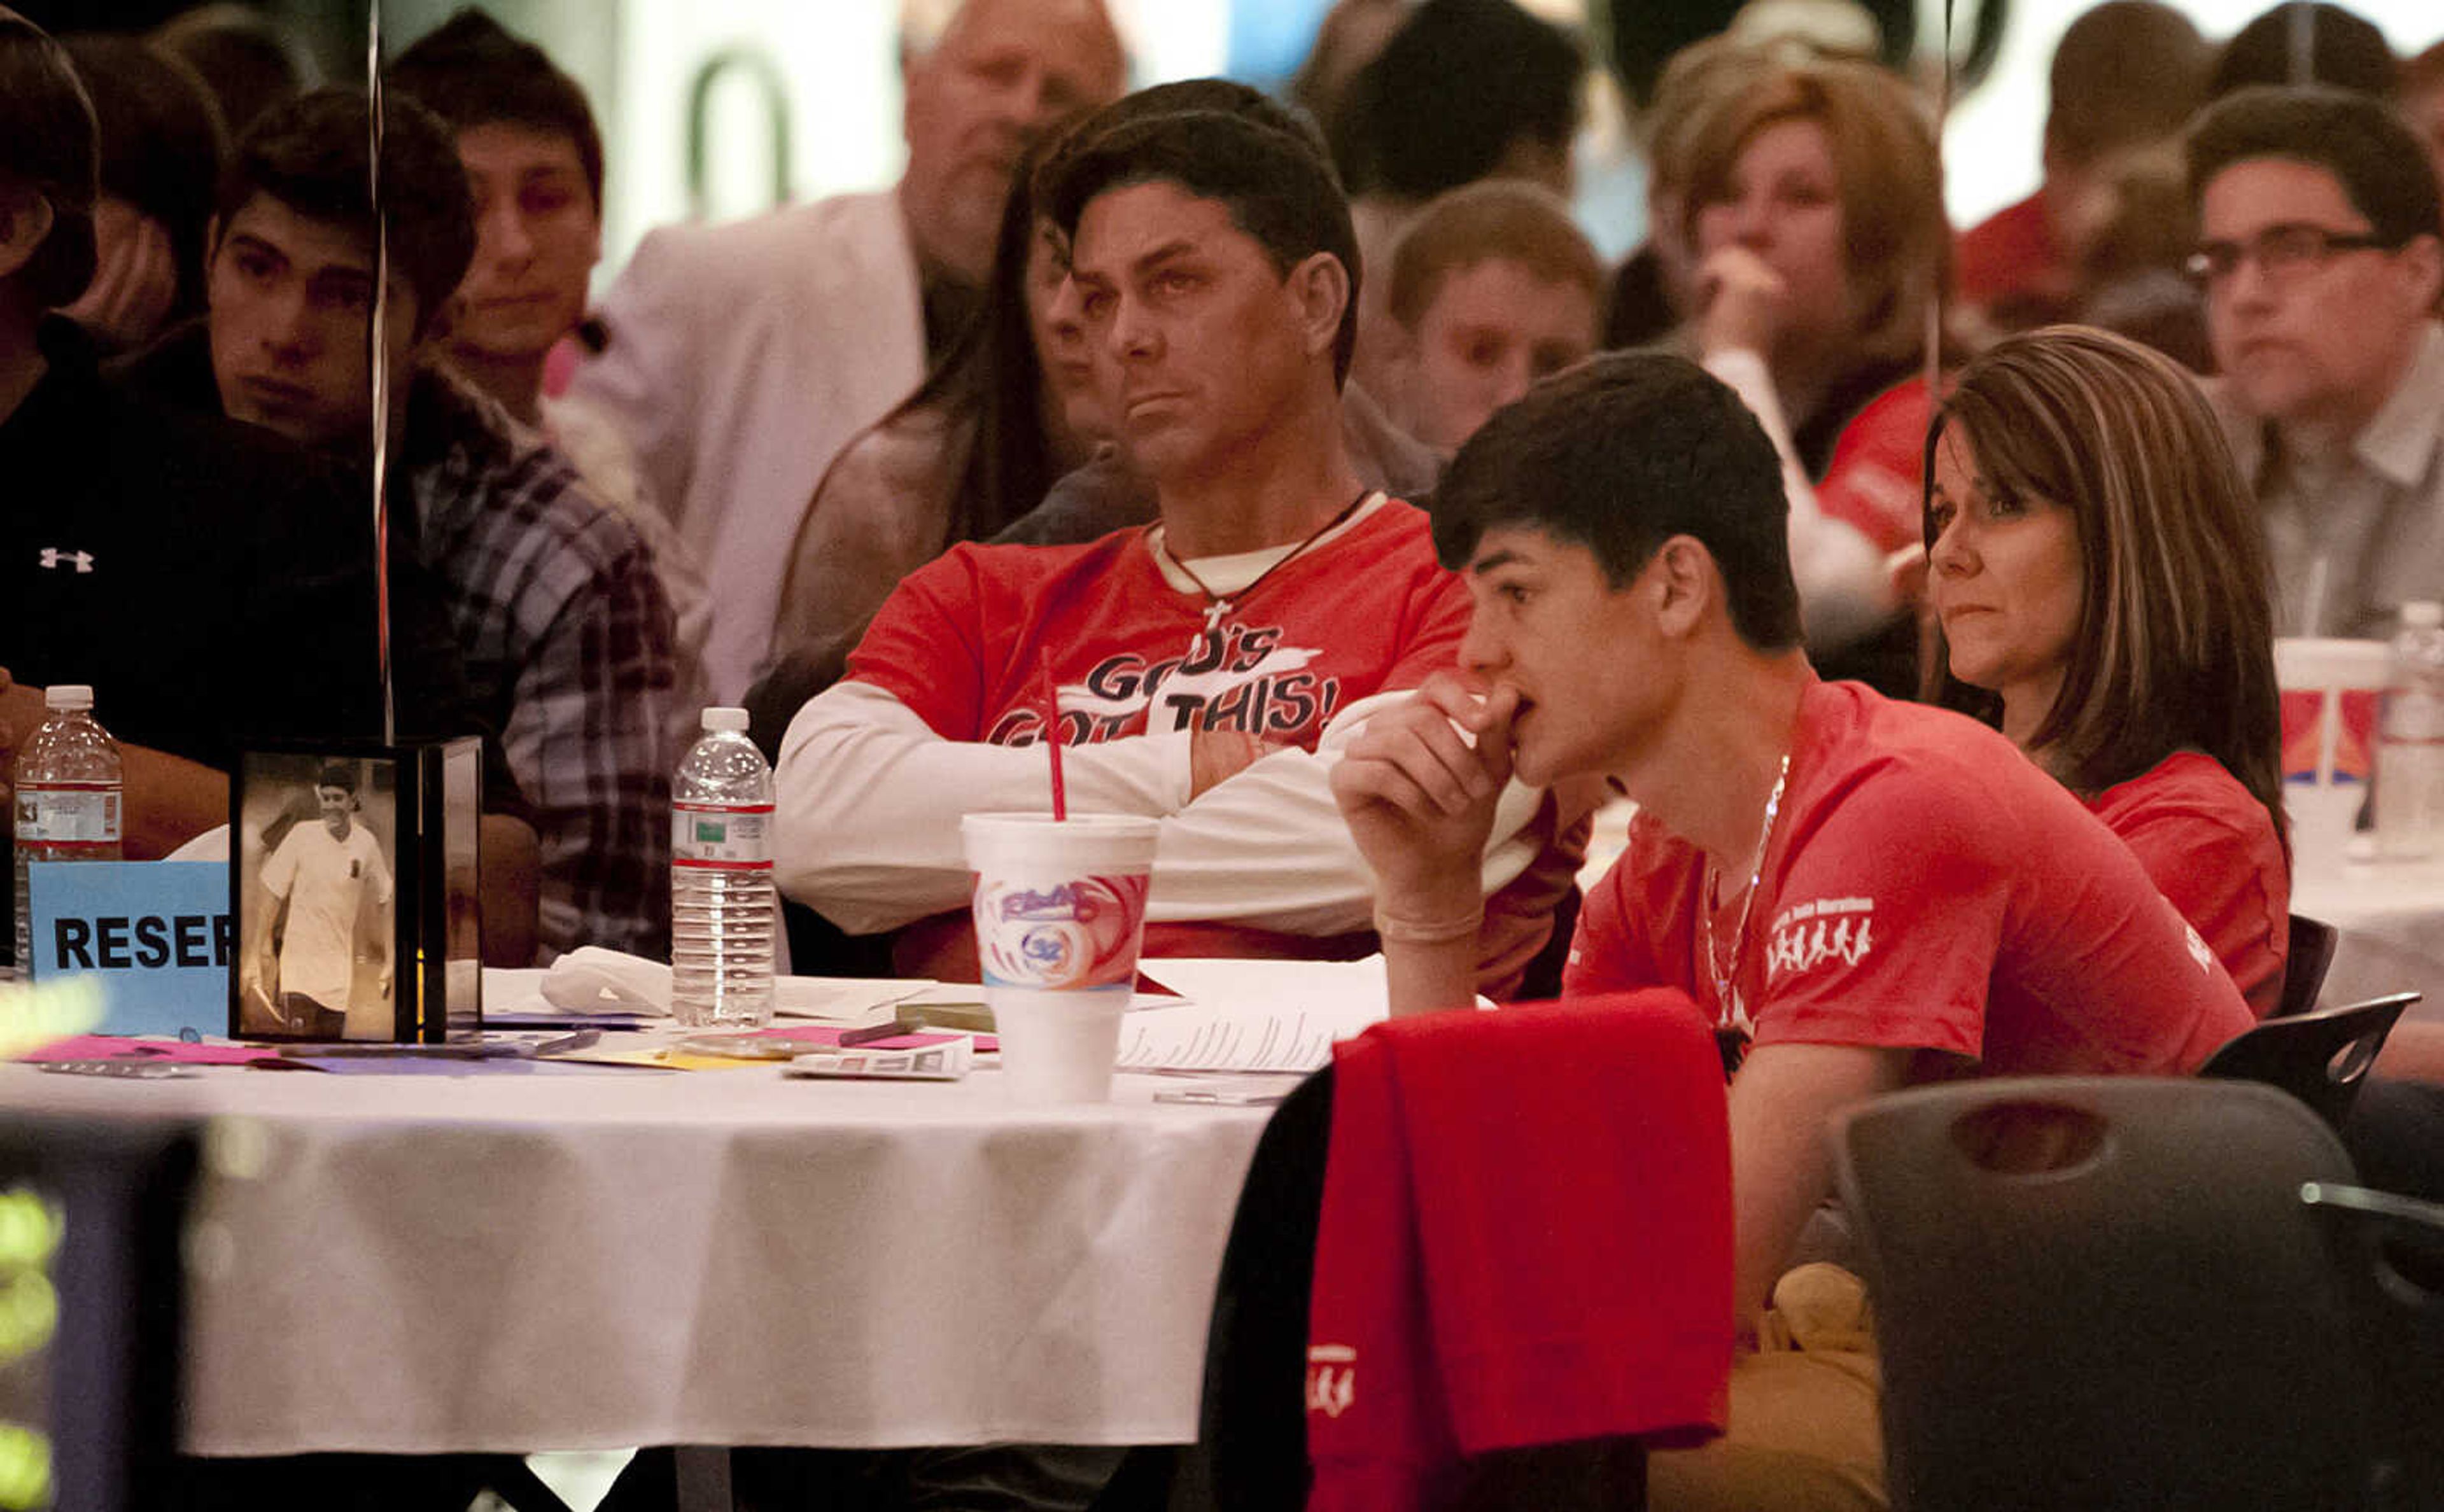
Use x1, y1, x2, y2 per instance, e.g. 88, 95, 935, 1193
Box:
1565, 678, 2254, 1075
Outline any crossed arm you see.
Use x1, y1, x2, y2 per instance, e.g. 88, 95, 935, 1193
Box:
772, 678, 1547, 939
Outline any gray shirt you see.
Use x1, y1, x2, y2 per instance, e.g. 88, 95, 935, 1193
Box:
2211, 320, 2444, 638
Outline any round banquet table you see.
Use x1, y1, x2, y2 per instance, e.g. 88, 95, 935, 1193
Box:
2293, 855, 2444, 1018
0, 1046, 1271, 1459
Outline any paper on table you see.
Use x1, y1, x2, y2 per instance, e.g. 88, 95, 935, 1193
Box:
516, 949, 932, 1023
279, 1055, 632, 1077
1117, 957, 1391, 1073
751, 1025, 999, 1053
18, 1035, 281, 1067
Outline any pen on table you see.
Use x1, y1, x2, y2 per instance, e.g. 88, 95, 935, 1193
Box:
840, 1017, 924, 1048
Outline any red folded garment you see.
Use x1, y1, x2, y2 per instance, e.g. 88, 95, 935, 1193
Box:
1305, 993, 1734, 1511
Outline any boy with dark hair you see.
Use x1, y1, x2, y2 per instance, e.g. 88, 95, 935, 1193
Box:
389, 9, 601, 202
2184, 85, 2444, 636
776, 98, 1579, 997
1380, 179, 1603, 454
391, 8, 710, 753
125, 85, 679, 960
0, 8, 535, 969
1334, 350, 2252, 1504
388, 7, 601, 424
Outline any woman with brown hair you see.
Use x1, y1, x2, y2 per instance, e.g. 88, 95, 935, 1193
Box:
764, 132, 1107, 678
1672, 53, 1952, 674
1925, 324, 2288, 1014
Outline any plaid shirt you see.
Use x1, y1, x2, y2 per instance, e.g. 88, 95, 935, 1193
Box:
407, 371, 677, 960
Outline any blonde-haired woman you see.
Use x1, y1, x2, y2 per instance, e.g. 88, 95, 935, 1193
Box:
1926, 324, 2287, 1014
1673, 54, 1953, 674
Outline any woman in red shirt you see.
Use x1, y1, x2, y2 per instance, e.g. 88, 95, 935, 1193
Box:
1924, 324, 2289, 1015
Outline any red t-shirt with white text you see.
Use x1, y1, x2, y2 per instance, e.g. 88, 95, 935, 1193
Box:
2088, 751, 2290, 1020
848, 501, 1568, 984
850, 500, 1467, 750
1566, 679, 2254, 1075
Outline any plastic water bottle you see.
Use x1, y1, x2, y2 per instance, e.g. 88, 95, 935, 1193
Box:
670, 707, 775, 1026
12, 686, 124, 980
2377, 601, 2444, 860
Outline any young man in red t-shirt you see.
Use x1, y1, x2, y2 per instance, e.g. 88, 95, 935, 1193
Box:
775, 102, 1578, 992
1331, 351, 2254, 1507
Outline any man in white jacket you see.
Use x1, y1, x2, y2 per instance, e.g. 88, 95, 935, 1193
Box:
775, 97, 1581, 995
564, 0, 1126, 702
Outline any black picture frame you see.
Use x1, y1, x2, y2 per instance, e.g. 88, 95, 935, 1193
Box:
227, 738, 482, 1042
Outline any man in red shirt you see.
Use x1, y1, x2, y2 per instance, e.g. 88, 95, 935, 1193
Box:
1332, 351, 2253, 1508
775, 101, 1578, 994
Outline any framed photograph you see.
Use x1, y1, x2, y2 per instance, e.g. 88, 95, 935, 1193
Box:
229, 739, 482, 1042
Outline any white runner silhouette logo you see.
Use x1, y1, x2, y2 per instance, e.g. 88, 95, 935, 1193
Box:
1767, 898, 1876, 981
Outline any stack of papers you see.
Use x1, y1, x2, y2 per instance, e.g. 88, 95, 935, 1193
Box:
1120, 958, 1391, 1073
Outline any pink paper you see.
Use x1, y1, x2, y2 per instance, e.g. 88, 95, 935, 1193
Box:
17, 1035, 282, 1067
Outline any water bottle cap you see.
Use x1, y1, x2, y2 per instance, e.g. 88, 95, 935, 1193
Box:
44, 685, 93, 712
701, 706, 750, 732
2406, 602, 2444, 628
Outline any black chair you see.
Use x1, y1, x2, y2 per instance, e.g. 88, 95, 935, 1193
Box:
2200, 990, 2418, 1129
2303, 1180, 2444, 1506
1832, 1077, 2394, 1511
2278, 913, 2343, 1018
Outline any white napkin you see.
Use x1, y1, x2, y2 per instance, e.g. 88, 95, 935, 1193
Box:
542, 947, 672, 1014
538, 948, 937, 1023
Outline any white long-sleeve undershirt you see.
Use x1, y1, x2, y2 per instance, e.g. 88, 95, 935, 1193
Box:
773, 680, 1546, 938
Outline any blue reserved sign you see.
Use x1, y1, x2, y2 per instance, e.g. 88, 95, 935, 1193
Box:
25, 861, 230, 1037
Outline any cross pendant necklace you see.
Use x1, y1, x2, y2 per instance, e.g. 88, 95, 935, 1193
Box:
1194, 597, 1233, 656
1169, 489, 1372, 659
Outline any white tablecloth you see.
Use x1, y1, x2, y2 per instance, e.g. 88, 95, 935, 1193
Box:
2294, 857, 2444, 1018
1, 1046, 1270, 1457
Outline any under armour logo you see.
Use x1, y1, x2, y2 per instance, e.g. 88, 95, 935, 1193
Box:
38, 549, 94, 573
1307, 1344, 1356, 1418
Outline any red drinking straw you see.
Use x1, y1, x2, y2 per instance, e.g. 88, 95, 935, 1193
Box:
1040, 653, 1067, 820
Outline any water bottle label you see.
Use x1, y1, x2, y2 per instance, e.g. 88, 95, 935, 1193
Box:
673, 802, 773, 870
15, 784, 121, 847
